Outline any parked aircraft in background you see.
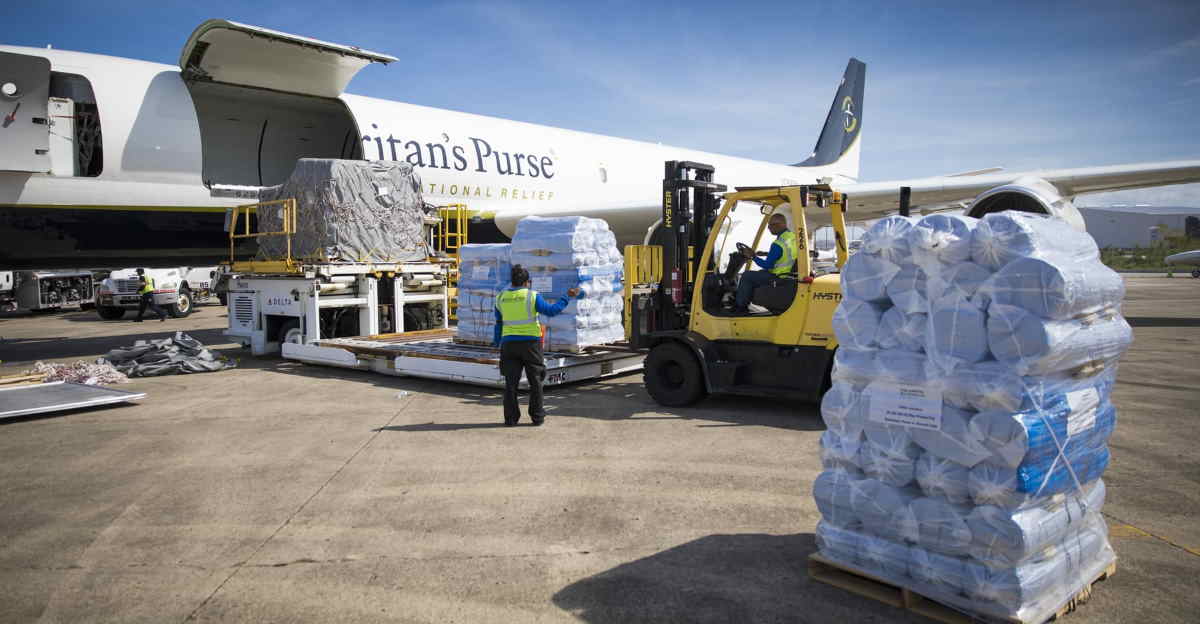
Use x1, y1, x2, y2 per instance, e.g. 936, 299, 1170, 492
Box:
2, 19, 1199, 269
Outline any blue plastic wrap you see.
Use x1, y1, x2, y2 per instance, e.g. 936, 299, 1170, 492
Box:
908, 546, 968, 593
970, 399, 1116, 471
456, 243, 512, 343
850, 479, 920, 543
909, 404, 991, 468
820, 431, 865, 475
820, 382, 867, 438
938, 362, 1116, 412
911, 496, 974, 556
841, 253, 901, 303
916, 453, 973, 505
813, 469, 863, 529
927, 294, 991, 371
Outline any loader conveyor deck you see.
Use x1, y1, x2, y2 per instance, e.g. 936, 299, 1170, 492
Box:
282, 333, 644, 389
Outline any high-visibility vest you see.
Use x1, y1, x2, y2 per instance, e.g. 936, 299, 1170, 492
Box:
138, 275, 155, 295
770, 230, 798, 276
495, 287, 541, 338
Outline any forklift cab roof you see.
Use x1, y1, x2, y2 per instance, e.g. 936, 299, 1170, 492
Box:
179, 19, 397, 97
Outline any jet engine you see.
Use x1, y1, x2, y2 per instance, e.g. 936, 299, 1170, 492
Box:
966, 176, 1086, 232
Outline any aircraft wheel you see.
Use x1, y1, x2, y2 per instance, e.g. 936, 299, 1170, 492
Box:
644, 341, 707, 407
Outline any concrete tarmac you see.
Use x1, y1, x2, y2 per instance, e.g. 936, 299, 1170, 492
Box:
1, 277, 1197, 623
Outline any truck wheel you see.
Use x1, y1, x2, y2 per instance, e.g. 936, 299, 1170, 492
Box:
169, 287, 192, 318
278, 319, 303, 345
644, 341, 707, 407
1192, 269, 1200, 279
97, 306, 126, 320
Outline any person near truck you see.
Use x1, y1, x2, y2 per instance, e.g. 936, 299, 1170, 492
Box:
733, 213, 798, 314
134, 268, 167, 322
492, 265, 580, 427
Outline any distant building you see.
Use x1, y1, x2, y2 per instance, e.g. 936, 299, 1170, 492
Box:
1077, 205, 1200, 248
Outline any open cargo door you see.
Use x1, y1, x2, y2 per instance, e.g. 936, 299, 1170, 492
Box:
0, 51, 52, 172
179, 20, 396, 97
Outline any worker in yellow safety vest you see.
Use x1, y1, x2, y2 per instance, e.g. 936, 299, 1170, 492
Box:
492, 264, 581, 426
134, 268, 167, 322
733, 213, 798, 314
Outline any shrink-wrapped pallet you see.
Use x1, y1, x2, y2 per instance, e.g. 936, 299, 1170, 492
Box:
817, 212, 1125, 621
455, 244, 511, 343
508, 216, 624, 351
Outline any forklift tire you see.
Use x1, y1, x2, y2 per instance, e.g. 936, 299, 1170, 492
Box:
278, 319, 303, 345
169, 288, 192, 318
644, 341, 707, 407
97, 306, 126, 320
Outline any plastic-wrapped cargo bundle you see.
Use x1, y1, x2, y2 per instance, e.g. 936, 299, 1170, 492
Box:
877, 308, 926, 352
840, 253, 900, 303
908, 546, 968, 594
971, 211, 1100, 270
850, 478, 919, 543
909, 404, 991, 468
813, 469, 862, 529
965, 479, 1105, 568
962, 515, 1110, 614
987, 305, 1133, 375
938, 361, 1117, 413
821, 382, 867, 438
915, 453, 973, 505
509, 216, 624, 350
908, 214, 978, 269
927, 294, 990, 371
910, 497, 974, 556
820, 431, 864, 475
860, 532, 912, 578
816, 520, 864, 566
885, 265, 928, 315
860, 215, 919, 265
831, 299, 887, 350
978, 255, 1125, 320
970, 398, 1117, 472
256, 159, 430, 262
930, 261, 993, 301
455, 244, 511, 343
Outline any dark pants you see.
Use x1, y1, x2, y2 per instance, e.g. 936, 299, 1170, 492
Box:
137, 293, 166, 320
735, 270, 774, 309
500, 339, 546, 424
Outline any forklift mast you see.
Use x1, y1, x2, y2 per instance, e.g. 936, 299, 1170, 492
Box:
657, 161, 727, 333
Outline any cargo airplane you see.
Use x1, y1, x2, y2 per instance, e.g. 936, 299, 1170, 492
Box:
2, 19, 1200, 269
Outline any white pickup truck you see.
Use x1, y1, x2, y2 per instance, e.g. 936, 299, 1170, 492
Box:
95, 267, 219, 320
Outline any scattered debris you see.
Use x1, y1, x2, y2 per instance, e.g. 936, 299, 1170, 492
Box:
100, 332, 236, 377
27, 360, 128, 385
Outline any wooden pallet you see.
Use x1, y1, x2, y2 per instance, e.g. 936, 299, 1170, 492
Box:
0, 373, 47, 387
807, 553, 1116, 624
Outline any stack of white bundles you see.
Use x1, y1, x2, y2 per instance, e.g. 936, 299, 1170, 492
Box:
455, 243, 511, 343
509, 216, 624, 350
815, 211, 1127, 622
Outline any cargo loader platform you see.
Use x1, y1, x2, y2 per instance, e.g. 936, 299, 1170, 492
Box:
282, 329, 644, 389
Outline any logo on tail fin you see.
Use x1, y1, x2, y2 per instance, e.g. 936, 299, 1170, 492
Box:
793, 58, 865, 173
842, 96, 857, 133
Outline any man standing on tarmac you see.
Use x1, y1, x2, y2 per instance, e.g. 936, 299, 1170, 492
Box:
134, 268, 167, 322
492, 265, 581, 426
733, 213, 797, 314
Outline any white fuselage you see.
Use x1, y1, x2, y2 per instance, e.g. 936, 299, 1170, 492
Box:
0, 44, 857, 253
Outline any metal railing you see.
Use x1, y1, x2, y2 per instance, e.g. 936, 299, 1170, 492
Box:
228, 198, 299, 272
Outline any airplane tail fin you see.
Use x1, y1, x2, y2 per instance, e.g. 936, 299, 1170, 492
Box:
793, 58, 865, 178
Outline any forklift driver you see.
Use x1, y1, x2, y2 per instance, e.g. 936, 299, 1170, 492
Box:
733, 213, 797, 314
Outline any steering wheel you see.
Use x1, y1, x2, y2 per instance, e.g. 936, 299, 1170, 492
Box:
736, 242, 767, 257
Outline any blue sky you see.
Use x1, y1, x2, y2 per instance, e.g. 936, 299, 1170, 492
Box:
6, 0, 1199, 204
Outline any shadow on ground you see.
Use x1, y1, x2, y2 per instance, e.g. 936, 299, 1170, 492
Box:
551, 532, 916, 623
1125, 316, 1200, 328
232, 356, 825, 431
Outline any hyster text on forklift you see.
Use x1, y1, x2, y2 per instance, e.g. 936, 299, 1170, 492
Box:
624, 161, 850, 406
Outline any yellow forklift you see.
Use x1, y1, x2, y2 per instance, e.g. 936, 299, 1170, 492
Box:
626, 161, 851, 406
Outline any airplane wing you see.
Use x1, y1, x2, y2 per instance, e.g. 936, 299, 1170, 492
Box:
836, 159, 1200, 223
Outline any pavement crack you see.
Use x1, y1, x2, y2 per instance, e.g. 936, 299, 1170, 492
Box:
1103, 511, 1200, 557
182, 397, 417, 622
